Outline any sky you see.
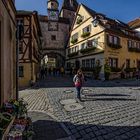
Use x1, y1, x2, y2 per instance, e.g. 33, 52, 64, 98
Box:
15, 0, 140, 23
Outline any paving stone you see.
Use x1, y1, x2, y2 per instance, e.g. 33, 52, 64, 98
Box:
60, 99, 77, 105
19, 76, 140, 140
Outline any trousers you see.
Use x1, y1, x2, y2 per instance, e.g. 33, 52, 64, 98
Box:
76, 86, 81, 99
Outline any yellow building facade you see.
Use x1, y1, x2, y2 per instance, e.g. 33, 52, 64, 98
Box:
0, 0, 16, 105
66, 4, 140, 79
16, 11, 42, 88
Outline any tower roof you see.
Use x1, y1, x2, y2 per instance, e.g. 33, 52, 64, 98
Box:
47, 0, 59, 5
62, 0, 78, 11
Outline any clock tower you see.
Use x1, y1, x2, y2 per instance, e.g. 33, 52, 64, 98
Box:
47, 0, 59, 30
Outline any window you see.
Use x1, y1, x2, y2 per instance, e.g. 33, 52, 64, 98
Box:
86, 59, 90, 68
109, 58, 118, 68
91, 59, 95, 68
107, 35, 120, 45
81, 42, 87, 49
92, 39, 98, 47
68, 49, 70, 54
126, 59, 130, 68
82, 60, 86, 68
51, 35, 56, 40
75, 46, 79, 52
128, 40, 133, 48
19, 41, 23, 54
83, 25, 91, 33
19, 66, 24, 77
72, 33, 78, 40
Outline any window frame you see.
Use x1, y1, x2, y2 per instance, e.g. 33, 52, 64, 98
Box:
51, 35, 56, 41
19, 66, 24, 77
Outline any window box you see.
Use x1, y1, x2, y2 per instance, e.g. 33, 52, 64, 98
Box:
108, 43, 122, 49
68, 52, 78, 57
128, 47, 140, 52
71, 38, 78, 44
81, 32, 91, 38
124, 67, 136, 73
111, 67, 121, 72
80, 46, 96, 54
76, 18, 83, 24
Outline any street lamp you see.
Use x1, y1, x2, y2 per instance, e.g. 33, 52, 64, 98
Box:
92, 16, 99, 27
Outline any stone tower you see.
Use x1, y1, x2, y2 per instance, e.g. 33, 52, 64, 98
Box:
47, 0, 59, 21
60, 0, 79, 25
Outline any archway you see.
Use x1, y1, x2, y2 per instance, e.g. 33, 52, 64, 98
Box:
41, 52, 65, 69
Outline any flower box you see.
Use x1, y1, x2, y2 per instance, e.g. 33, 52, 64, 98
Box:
80, 47, 96, 54
68, 52, 78, 57
71, 38, 78, 44
81, 32, 90, 38
108, 43, 122, 49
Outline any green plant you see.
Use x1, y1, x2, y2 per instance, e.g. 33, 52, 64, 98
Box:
108, 43, 122, 49
71, 38, 78, 44
67, 52, 78, 57
76, 18, 83, 24
81, 32, 90, 38
93, 60, 102, 80
80, 47, 96, 54
111, 67, 121, 72
104, 63, 111, 80
124, 67, 136, 73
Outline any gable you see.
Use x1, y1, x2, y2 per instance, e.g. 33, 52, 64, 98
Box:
73, 5, 93, 29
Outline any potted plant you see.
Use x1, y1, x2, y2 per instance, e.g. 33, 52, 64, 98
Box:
81, 32, 91, 38
104, 61, 111, 80
93, 60, 102, 80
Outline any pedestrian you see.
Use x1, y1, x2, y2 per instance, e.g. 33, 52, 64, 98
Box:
60, 66, 64, 77
73, 69, 85, 101
44, 67, 48, 78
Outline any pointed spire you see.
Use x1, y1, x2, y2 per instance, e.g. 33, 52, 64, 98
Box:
62, 0, 78, 11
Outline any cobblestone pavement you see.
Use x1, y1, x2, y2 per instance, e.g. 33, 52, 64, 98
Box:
19, 76, 140, 140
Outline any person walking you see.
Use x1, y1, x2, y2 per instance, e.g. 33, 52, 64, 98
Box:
73, 69, 84, 101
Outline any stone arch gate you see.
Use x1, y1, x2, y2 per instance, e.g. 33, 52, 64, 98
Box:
41, 49, 65, 68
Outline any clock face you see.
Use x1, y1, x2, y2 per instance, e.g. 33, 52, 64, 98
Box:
48, 10, 58, 21
48, 22, 58, 31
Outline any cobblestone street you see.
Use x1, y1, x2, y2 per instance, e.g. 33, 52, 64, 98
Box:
19, 76, 140, 140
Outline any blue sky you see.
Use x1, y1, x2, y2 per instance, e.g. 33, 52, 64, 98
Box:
15, 0, 140, 23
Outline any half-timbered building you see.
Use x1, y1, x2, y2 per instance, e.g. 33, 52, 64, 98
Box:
16, 11, 42, 88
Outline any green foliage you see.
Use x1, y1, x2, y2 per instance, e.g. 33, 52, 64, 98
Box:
111, 67, 121, 72
80, 47, 96, 54
108, 43, 122, 49
68, 52, 78, 57
128, 48, 140, 52
76, 18, 83, 24
93, 60, 102, 79
81, 32, 91, 38
71, 38, 78, 44
124, 67, 136, 73
104, 62, 111, 80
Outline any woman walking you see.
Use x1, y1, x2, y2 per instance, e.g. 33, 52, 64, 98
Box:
73, 69, 84, 101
